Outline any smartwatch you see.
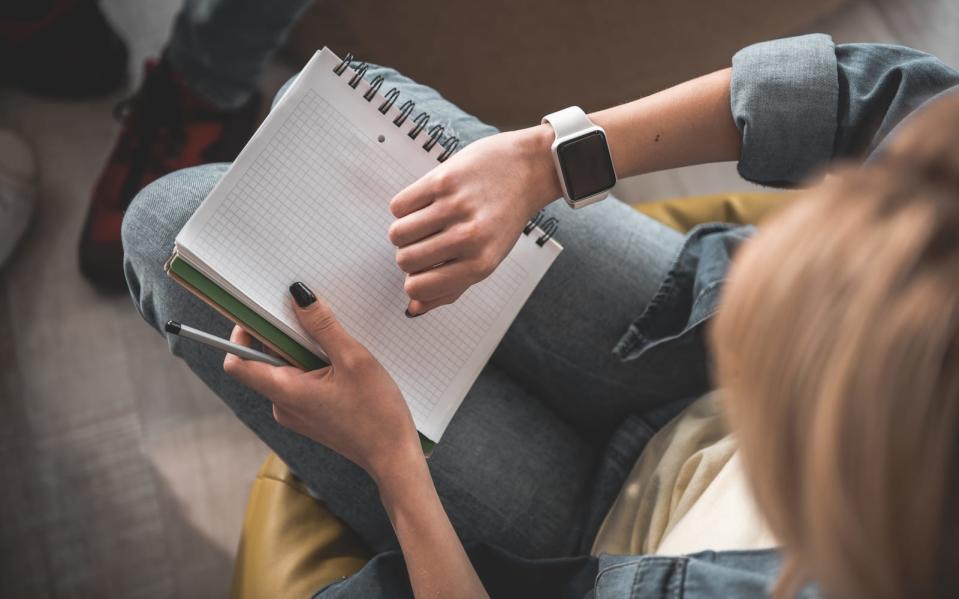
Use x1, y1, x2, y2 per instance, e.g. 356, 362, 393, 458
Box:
542, 106, 617, 209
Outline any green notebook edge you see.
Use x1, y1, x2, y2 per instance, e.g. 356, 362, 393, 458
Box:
167, 254, 437, 454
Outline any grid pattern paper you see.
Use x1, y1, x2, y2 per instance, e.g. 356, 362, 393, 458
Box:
189, 90, 531, 431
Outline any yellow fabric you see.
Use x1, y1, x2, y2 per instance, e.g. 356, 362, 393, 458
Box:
633, 191, 794, 233
230, 453, 370, 599
590, 394, 776, 556
231, 191, 792, 599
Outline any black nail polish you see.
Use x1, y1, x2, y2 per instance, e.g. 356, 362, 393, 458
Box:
289, 282, 316, 307
405, 308, 419, 318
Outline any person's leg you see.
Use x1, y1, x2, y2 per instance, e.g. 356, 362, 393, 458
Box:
167, 0, 316, 109
491, 197, 687, 441
122, 163, 597, 558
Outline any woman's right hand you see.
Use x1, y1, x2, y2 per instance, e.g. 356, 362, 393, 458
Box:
224, 283, 490, 598
223, 282, 422, 481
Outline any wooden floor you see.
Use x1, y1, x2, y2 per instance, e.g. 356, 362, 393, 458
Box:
0, 0, 955, 597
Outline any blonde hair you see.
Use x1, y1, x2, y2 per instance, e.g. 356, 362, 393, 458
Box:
712, 91, 959, 599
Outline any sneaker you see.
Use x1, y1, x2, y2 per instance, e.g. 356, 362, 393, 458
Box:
78, 56, 261, 291
0, 130, 37, 268
0, 0, 128, 99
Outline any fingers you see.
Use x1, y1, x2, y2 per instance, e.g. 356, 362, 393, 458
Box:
394, 231, 460, 274
403, 260, 479, 304
289, 282, 363, 367
389, 175, 434, 218
272, 403, 300, 429
387, 201, 453, 248
223, 325, 300, 397
390, 169, 455, 218
229, 324, 257, 348
407, 291, 464, 317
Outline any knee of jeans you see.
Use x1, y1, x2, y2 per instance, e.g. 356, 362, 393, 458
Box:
121, 164, 227, 328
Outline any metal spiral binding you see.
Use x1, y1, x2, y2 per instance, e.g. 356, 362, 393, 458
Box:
332, 52, 474, 166
348, 63, 368, 88
393, 100, 415, 126
423, 124, 444, 151
438, 136, 459, 162
408, 112, 430, 139
521, 210, 560, 246
363, 75, 384, 101
378, 88, 400, 113
535, 217, 559, 246
523, 210, 545, 235
333, 52, 354, 76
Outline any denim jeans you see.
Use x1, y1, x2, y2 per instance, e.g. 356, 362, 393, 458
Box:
166, 0, 315, 108
122, 63, 688, 560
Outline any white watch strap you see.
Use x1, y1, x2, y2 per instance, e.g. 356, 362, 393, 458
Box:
542, 106, 593, 139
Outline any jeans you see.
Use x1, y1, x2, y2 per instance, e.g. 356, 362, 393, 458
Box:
122, 62, 687, 559
167, 0, 315, 108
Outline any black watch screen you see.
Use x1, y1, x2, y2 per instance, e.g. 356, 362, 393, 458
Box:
557, 130, 617, 202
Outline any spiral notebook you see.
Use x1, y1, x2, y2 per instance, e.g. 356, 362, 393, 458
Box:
165, 48, 563, 444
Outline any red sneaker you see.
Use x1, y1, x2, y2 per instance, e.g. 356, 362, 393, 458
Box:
79, 57, 260, 291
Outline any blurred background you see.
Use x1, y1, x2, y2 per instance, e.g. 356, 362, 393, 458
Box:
0, 0, 956, 597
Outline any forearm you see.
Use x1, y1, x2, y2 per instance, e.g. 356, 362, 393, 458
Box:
373, 447, 488, 599
518, 67, 741, 212
591, 67, 740, 177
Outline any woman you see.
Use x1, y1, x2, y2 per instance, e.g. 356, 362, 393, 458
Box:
122, 34, 958, 597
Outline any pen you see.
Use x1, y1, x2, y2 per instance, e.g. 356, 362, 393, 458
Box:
165, 320, 289, 367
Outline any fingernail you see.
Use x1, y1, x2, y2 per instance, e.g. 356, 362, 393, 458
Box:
405, 308, 420, 318
289, 282, 316, 307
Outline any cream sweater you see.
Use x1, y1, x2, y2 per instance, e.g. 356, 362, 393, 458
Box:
591, 393, 777, 556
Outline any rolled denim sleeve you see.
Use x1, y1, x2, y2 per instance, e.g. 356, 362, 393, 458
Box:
732, 34, 959, 186
732, 33, 838, 187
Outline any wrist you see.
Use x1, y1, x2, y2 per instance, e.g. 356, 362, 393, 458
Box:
374, 450, 434, 517
514, 123, 562, 214
368, 434, 428, 491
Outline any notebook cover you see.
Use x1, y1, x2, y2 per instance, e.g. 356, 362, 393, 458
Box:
164, 252, 437, 453
166, 253, 326, 370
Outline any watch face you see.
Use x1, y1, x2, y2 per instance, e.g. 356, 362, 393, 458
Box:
557, 130, 616, 202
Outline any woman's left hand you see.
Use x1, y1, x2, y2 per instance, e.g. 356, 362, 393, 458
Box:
387, 125, 560, 316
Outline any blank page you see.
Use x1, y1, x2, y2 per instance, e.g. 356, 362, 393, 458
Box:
177, 48, 561, 441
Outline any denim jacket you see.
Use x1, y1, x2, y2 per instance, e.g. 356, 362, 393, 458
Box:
316, 34, 959, 599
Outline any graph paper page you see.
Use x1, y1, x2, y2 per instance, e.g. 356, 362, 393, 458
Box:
177, 49, 561, 441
